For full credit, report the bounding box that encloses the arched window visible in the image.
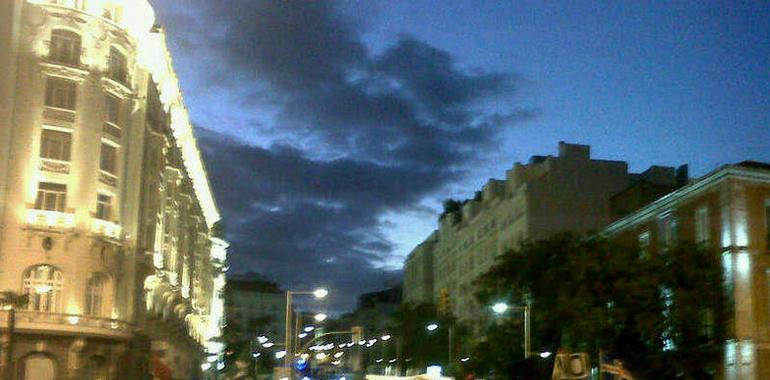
[23,265,63,313]
[49,30,81,65]
[85,273,111,317]
[20,353,57,380]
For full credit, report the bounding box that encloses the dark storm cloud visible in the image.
[156,0,533,310]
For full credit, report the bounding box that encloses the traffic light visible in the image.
[438,288,451,316]
[352,326,364,343]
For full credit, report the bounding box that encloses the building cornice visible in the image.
[602,165,770,235]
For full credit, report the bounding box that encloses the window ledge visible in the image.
[25,209,75,230]
[40,61,88,83]
[91,218,122,240]
[39,158,71,174]
[98,171,118,187]
[102,77,133,99]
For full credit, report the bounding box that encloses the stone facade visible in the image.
[225,275,287,345]
[403,142,674,321]
[603,162,770,380]
[0,1,227,379]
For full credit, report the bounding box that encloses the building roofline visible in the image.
[602,164,770,235]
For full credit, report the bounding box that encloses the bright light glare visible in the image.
[381,334,391,341]
[67,316,79,325]
[427,365,442,378]
[539,351,552,358]
[492,302,509,314]
[34,284,53,294]
[426,323,439,331]
[201,362,211,371]
[275,351,287,359]
[460,357,470,362]
[304,326,316,333]
[314,313,328,322]
[263,342,275,348]
[252,352,261,358]
[257,336,269,344]
[334,352,344,358]
[298,333,308,339]
[316,353,327,360]
[313,289,329,299]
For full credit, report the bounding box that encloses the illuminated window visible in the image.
[20,353,56,380]
[659,213,677,248]
[107,47,127,84]
[39,129,71,161]
[695,206,709,244]
[638,230,651,259]
[104,95,120,125]
[49,30,80,65]
[44,78,77,110]
[95,193,112,220]
[23,265,63,313]
[85,273,107,316]
[34,183,67,211]
[99,143,117,174]
[102,4,123,23]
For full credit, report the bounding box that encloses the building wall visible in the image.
[402,235,435,305]
[227,289,286,343]
[603,164,770,380]
[0,1,227,379]
[404,142,648,322]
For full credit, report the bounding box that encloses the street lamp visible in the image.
[426,323,439,332]
[491,302,531,359]
[314,313,328,322]
[285,289,330,372]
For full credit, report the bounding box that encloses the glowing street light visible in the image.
[314,313,328,322]
[263,342,275,348]
[257,336,269,344]
[426,323,439,332]
[275,351,287,359]
[492,302,509,314]
[304,326,316,333]
[540,351,552,359]
[460,357,471,363]
[298,332,308,339]
[381,334,391,341]
[313,289,329,299]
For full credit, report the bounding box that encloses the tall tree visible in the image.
[474,234,725,379]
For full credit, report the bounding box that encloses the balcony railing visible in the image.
[39,158,71,174]
[98,171,118,187]
[0,310,131,339]
[92,218,122,240]
[25,209,75,229]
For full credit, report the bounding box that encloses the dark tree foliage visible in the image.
[474,234,726,379]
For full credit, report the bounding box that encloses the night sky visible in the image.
[152,0,770,312]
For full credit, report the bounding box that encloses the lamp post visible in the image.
[284,289,328,373]
[425,322,454,367]
[491,302,531,359]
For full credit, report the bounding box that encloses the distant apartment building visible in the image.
[226,274,287,344]
[0,1,227,379]
[403,142,680,320]
[602,161,770,380]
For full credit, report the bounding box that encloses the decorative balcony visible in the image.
[91,218,122,240]
[42,107,76,123]
[103,122,122,140]
[0,310,131,339]
[25,209,75,230]
[99,171,118,187]
[39,158,71,174]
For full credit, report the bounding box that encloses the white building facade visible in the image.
[0,1,227,379]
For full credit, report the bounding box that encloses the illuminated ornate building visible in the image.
[0,1,227,379]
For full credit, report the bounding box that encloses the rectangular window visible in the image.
[104,95,120,125]
[45,78,77,110]
[108,47,127,84]
[95,194,112,220]
[659,214,677,248]
[35,182,67,211]
[695,206,709,244]
[99,143,117,174]
[638,230,651,259]
[39,129,71,161]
